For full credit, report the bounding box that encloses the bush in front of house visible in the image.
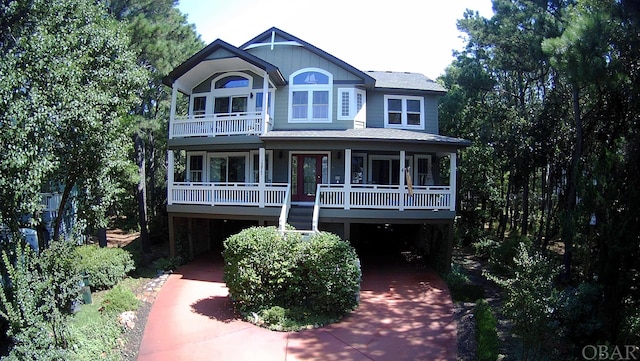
[75,245,135,290]
[222,226,361,331]
[0,240,82,360]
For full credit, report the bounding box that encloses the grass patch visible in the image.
[67,293,122,360]
[475,299,500,361]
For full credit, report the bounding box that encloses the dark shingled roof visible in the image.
[261,128,470,147]
[367,71,447,93]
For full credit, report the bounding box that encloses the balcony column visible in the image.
[167,150,174,205]
[259,147,266,208]
[169,82,178,139]
[261,71,269,135]
[399,150,405,211]
[344,148,351,210]
[449,152,457,211]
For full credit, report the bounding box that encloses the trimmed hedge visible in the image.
[75,245,135,290]
[222,227,361,322]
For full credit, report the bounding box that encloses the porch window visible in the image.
[254,92,273,113]
[191,96,207,117]
[415,155,434,186]
[289,68,332,122]
[187,154,204,182]
[251,151,272,183]
[209,155,247,182]
[384,95,424,129]
[214,96,248,114]
[369,156,413,185]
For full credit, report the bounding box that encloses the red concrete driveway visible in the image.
[137,254,457,361]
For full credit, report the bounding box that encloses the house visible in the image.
[162,27,470,271]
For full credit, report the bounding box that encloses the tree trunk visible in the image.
[53,179,75,242]
[521,174,530,235]
[563,85,583,280]
[135,132,150,254]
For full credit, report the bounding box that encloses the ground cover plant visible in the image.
[222,227,361,331]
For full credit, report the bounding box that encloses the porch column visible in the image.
[261,71,269,135]
[399,150,406,211]
[259,147,266,208]
[449,152,457,211]
[169,82,178,139]
[344,148,351,210]
[167,150,174,205]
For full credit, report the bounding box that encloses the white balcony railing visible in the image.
[168,182,288,207]
[169,112,267,139]
[318,184,453,211]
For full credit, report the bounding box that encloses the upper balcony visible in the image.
[169,112,269,139]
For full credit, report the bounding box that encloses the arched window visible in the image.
[212,73,252,115]
[289,68,332,122]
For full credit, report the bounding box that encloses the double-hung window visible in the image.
[383,95,424,129]
[289,68,332,122]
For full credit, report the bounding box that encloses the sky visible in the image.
[176,0,494,80]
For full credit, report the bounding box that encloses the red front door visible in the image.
[291,154,327,202]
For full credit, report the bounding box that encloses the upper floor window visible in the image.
[289,68,332,122]
[215,75,250,89]
[383,95,424,129]
[338,88,366,123]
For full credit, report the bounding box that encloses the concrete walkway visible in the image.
[137,254,457,361]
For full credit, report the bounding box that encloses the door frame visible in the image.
[288,151,331,204]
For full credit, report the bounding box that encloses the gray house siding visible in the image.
[248,46,365,131]
[366,91,440,134]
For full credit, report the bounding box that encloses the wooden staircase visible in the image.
[287,205,314,231]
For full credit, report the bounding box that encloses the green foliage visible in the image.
[99,284,139,314]
[67,301,122,361]
[557,282,603,347]
[297,232,362,314]
[0,241,82,359]
[223,227,361,331]
[474,299,499,361]
[442,263,484,302]
[488,243,561,360]
[75,245,135,290]
[0,0,146,235]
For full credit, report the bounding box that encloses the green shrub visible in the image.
[0,240,82,360]
[99,284,139,314]
[475,299,499,361]
[75,245,135,290]
[488,243,562,360]
[298,232,361,314]
[223,226,301,312]
[223,227,361,330]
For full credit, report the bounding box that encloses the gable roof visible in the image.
[367,71,447,93]
[241,27,377,89]
[162,39,286,92]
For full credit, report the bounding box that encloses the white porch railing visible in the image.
[318,184,453,211]
[168,182,288,207]
[169,112,267,139]
[278,184,291,232]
